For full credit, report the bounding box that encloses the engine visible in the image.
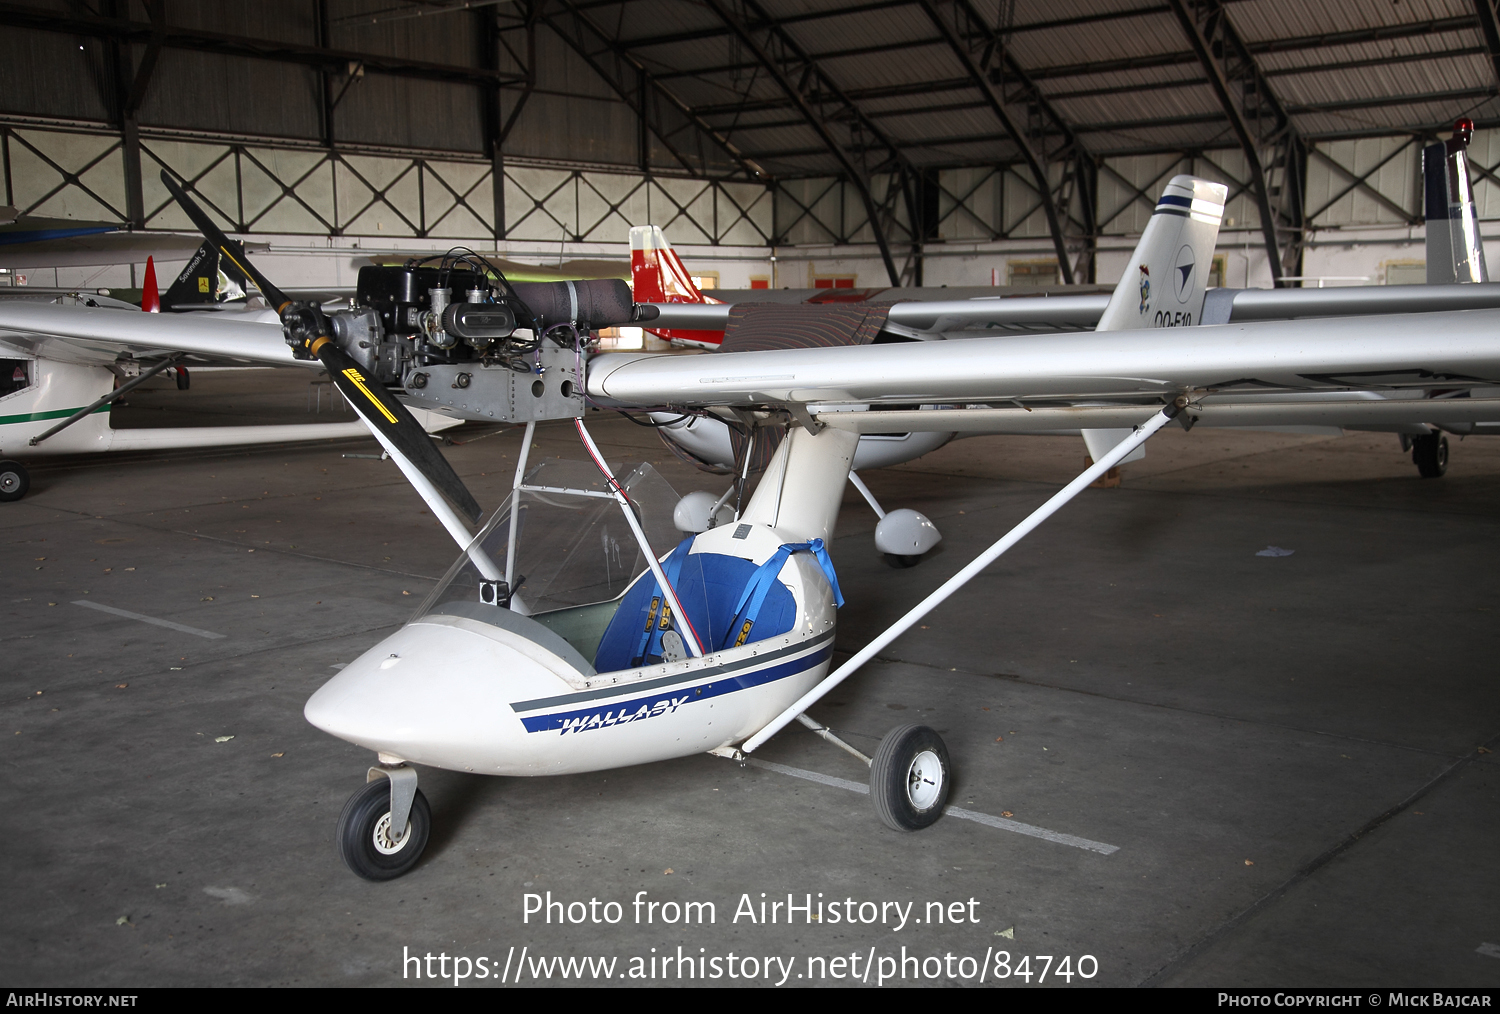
[299,254,657,424]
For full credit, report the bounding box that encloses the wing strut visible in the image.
[739,399,1186,756]
[574,417,706,658]
[28,354,183,446]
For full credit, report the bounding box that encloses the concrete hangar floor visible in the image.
[3,368,1498,988]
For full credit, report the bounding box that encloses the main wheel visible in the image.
[870,724,951,831]
[175,366,190,390]
[1412,433,1449,478]
[884,553,921,568]
[336,779,431,881]
[0,460,29,502]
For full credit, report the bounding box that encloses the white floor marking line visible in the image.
[746,758,1120,855]
[749,758,869,794]
[943,805,1120,855]
[72,600,227,640]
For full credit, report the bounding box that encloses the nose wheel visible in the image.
[870,724,951,831]
[337,772,431,880]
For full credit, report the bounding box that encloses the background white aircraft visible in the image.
[0,252,460,503]
[628,123,1500,564]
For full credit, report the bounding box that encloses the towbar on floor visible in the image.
[740,399,1184,754]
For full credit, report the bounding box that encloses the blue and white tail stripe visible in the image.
[1155,181,1226,226]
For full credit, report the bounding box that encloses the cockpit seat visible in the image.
[593,539,798,673]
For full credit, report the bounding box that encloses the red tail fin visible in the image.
[141,256,160,313]
[628,225,723,348]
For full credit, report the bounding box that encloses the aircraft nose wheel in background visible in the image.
[870,725,951,831]
[336,778,432,881]
[1412,433,1449,478]
[0,459,30,502]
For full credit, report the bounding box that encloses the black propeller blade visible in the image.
[160,170,482,524]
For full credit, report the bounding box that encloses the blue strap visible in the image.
[720,538,844,650]
[632,538,691,666]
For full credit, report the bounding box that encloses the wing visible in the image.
[646,283,1500,336]
[586,308,1500,426]
[0,299,298,367]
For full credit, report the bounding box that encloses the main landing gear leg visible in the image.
[732,399,1187,833]
[337,764,430,881]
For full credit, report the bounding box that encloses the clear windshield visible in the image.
[412,458,683,623]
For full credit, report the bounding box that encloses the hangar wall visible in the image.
[2,114,1483,295]
[0,0,1491,296]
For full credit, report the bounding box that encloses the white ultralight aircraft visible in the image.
[6,170,1500,882]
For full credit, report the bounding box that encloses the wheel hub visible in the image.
[0,471,19,494]
[905,749,943,810]
[372,811,411,854]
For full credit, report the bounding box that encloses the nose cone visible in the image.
[304,619,583,772]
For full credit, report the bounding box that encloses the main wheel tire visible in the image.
[175,366,190,390]
[336,779,431,881]
[870,724,951,831]
[1413,433,1449,478]
[884,553,921,568]
[0,460,30,502]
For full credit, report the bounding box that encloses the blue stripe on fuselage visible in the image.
[520,644,833,735]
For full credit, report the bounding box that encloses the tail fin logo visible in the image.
[1174,245,1195,303]
[1138,265,1150,315]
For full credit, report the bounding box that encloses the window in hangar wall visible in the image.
[1007,259,1058,287]
[813,276,857,289]
[1383,261,1426,285]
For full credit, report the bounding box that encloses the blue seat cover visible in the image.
[594,541,799,673]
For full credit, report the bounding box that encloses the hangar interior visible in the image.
[3,0,1499,990]
[6,0,1500,292]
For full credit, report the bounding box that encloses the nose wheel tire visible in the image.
[1412,433,1448,478]
[0,460,29,502]
[336,778,431,881]
[870,724,951,831]
[884,553,922,568]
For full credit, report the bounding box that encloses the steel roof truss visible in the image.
[700,0,907,283]
[544,0,766,181]
[1169,0,1303,284]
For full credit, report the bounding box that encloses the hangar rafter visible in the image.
[697,0,911,286]
[1169,0,1306,286]
[543,0,767,182]
[916,0,1088,284]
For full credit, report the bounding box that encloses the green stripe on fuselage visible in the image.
[0,405,112,426]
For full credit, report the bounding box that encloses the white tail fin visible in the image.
[1095,175,1228,333]
[630,225,706,303]
[1424,119,1489,285]
[1087,175,1227,468]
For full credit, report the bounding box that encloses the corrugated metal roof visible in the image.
[3,0,1495,180]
